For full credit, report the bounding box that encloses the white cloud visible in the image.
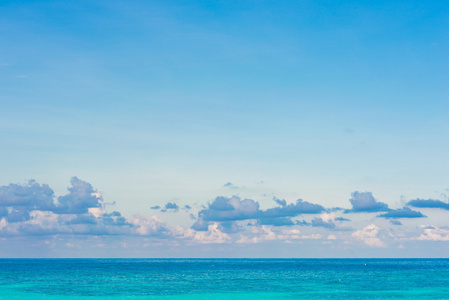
[236,225,277,244]
[417,225,449,241]
[0,218,7,231]
[236,226,321,244]
[130,215,170,236]
[278,229,302,240]
[300,234,322,240]
[182,223,230,244]
[320,212,336,222]
[88,206,106,218]
[352,224,385,247]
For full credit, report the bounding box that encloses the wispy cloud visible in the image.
[407,199,449,210]
[377,207,425,219]
[223,182,239,189]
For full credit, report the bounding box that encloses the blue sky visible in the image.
[0,0,448,257]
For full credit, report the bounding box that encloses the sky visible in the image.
[0,0,448,258]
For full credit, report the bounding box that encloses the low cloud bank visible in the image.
[1,178,447,250]
[192,196,325,231]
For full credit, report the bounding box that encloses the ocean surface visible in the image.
[0,259,448,299]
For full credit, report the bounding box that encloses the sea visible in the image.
[0,259,448,299]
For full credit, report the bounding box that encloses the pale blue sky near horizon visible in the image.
[0,0,448,257]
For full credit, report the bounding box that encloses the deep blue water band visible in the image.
[0,259,448,299]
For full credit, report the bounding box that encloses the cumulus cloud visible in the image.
[194,196,324,230]
[6,208,31,223]
[150,206,160,210]
[198,196,260,222]
[352,224,386,247]
[311,217,336,229]
[377,207,425,219]
[0,177,104,223]
[416,225,449,241]
[0,179,230,243]
[54,177,102,214]
[65,214,98,225]
[5,211,63,236]
[191,218,210,231]
[162,202,179,212]
[4,177,449,252]
[262,199,324,218]
[0,210,131,236]
[182,223,230,244]
[347,192,389,213]
[311,213,352,231]
[236,226,277,243]
[41,212,144,236]
[407,199,449,210]
[0,180,55,210]
[130,215,170,237]
[218,221,243,233]
[102,211,129,226]
[0,178,139,237]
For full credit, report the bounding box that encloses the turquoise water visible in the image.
[0,259,448,299]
